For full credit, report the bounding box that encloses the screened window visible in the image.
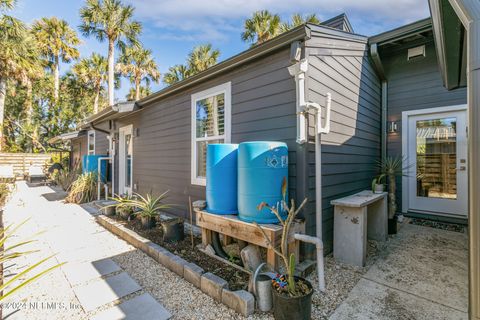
[191,82,231,186]
[87,130,95,155]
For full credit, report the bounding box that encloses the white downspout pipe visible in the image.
[289,59,331,292]
[97,157,111,200]
[294,233,325,292]
[288,59,331,241]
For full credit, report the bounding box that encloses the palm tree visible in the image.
[0,15,39,150]
[187,44,220,74]
[72,53,108,114]
[241,10,281,45]
[80,0,142,107]
[116,46,159,101]
[126,85,151,101]
[0,0,15,10]
[32,17,80,101]
[163,64,191,86]
[280,13,320,32]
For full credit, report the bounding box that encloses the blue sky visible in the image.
[12,0,431,100]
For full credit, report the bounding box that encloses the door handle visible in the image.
[456,166,466,171]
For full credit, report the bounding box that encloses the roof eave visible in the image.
[137,25,309,107]
[369,18,432,45]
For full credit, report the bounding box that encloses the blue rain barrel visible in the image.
[238,141,288,223]
[206,144,238,214]
[82,155,107,183]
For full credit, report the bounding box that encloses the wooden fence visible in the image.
[0,153,52,178]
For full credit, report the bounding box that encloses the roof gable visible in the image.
[321,13,354,33]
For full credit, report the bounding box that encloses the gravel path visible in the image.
[2,182,382,319]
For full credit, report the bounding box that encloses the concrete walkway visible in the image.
[2,182,171,320]
[330,223,468,320]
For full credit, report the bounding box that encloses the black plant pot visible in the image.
[388,216,398,234]
[271,277,313,320]
[162,219,184,242]
[141,216,156,229]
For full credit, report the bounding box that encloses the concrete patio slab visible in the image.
[91,293,171,320]
[73,272,142,312]
[62,258,122,286]
[330,278,467,320]
[330,223,468,319]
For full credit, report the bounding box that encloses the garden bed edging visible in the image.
[96,215,254,316]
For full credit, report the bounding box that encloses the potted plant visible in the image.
[371,175,385,194]
[254,178,313,320]
[376,156,411,234]
[122,191,173,230]
[109,194,135,220]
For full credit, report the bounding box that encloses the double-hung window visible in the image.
[87,130,95,155]
[191,82,231,186]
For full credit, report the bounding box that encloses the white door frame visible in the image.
[402,104,468,217]
[118,125,133,195]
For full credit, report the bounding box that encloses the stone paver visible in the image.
[73,272,142,312]
[62,258,122,286]
[91,293,172,320]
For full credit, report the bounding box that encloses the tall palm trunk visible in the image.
[26,80,33,125]
[134,77,140,101]
[54,55,59,101]
[25,80,34,152]
[93,84,100,114]
[107,39,115,107]
[0,78,6,152]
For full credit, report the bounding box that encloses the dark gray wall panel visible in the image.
[306,40,381,252]
[383,40,467,212]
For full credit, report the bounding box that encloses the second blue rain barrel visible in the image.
[238,141,288,223]
[206,144,238,214]
[82,154,107,183]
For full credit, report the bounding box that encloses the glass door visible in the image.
[406,110,467,216]
[119,125,133,195]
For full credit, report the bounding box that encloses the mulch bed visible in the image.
[111,215,250,290]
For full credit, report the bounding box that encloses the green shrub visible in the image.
[55,167,80,191]
[65,172,98,204]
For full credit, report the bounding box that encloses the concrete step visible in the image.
[73,272,141,312]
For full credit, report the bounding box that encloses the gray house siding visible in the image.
[112,47,306,219]
[382,39,467,212]
[71,136,87,169]
[95,131,109,155]
[305,33,382,252]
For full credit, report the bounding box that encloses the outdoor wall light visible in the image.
[388,121,398,133]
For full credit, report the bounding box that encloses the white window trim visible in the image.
[87,130,95,155]
[191,82,231,186]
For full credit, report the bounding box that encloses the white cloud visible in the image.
[126,0,430,41]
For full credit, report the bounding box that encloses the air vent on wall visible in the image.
[407,45,426,61]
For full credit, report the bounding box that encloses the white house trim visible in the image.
[401,104,468,214]
[191,82,231,186]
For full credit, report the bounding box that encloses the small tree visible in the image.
[254,177,308,296]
